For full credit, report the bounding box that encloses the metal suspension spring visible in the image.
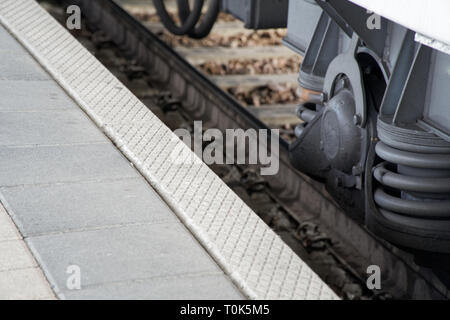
[373,140,450,229]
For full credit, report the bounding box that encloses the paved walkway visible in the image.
[0,23,243,300]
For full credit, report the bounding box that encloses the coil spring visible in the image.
[373,141,450,229]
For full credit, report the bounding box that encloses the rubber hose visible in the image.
[178,0,221,38]
[153,0,204,36]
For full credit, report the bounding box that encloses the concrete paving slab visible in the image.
[27,223,224,290]
[0,240,37,271]
[0,143,139,187]
[0,201,55,299]
[0,25,28,55]
[0,268,55,300]
[0,52,50,81]
[0,110,109,147]
[0,178,177,237]
[63,273,244,300]
[0,80,77,112]
[0,204,20,241]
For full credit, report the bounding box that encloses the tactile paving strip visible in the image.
[0,0,338,300]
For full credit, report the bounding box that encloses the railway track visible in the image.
[38,0,450,299]
[117,0,301,139]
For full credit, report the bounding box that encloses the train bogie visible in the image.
[153,0,450,278]
[286,1,450,261]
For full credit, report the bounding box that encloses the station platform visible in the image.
[0,0,338,300]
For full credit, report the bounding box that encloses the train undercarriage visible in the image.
[151,0,450,282]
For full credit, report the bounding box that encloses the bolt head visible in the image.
[353,114,362,126]
[352,165,363,176]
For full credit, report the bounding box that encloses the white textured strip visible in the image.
[0,0,338,300]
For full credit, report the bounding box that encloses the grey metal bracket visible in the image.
[323,34,367,128]
[299,12,341,92]
[315,0,388,58]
